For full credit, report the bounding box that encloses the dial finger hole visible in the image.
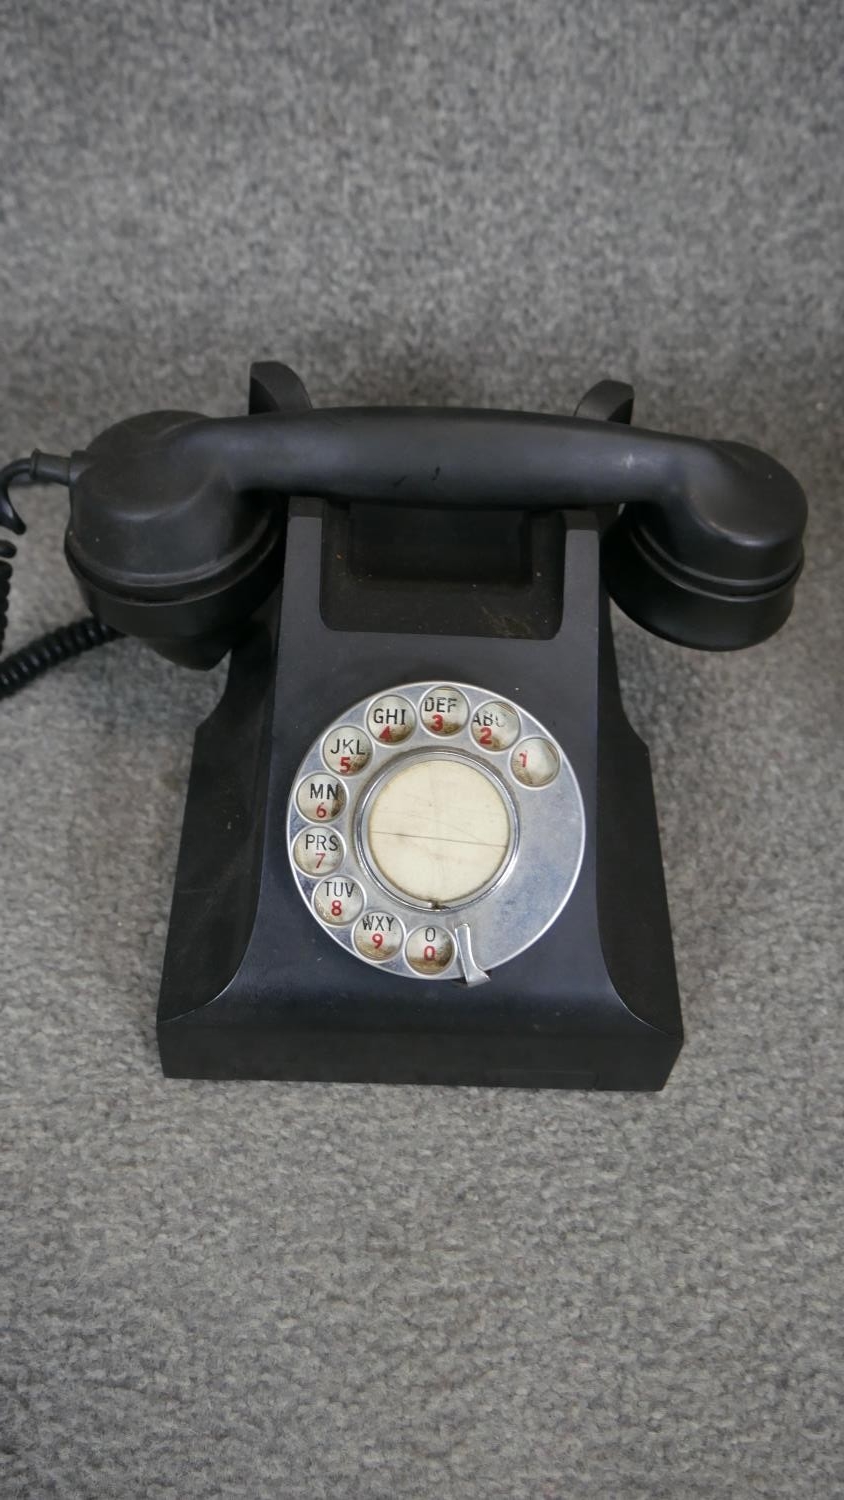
[353,912,404,961]
[406,924,455,975]
[471,700,521,750]
[313,877,364,926]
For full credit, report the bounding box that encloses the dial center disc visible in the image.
[363,754,514,905]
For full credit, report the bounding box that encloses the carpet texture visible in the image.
[1,2,842,1496]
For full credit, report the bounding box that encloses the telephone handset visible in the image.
[0,362,806,1088]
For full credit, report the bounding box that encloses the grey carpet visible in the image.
[2,2,842,1496]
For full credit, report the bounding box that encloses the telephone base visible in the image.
[156,527,683,1093]
[156,361,683,1091]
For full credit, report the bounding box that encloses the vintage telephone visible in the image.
[0,362,806,1089]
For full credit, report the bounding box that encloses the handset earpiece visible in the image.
[64,368,312,668]
[64,410,286,669]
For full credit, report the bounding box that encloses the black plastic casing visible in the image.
[156,370,683,1088]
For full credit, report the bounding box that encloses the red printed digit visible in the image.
[315,802,328,819]
[432,713,444,732]
[372,932,384,949]
[479,726,493,746]
[315,852,325,868]
[331,899,343,917]
[424,944,436,961]
[518,751,528,768]
[379,727,392,743]
[339,755,352,772]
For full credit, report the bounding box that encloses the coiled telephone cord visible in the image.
[0,455,120,702]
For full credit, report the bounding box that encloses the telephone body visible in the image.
[0,362,807,1089]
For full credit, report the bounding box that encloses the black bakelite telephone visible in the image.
[0,362,806,1089]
